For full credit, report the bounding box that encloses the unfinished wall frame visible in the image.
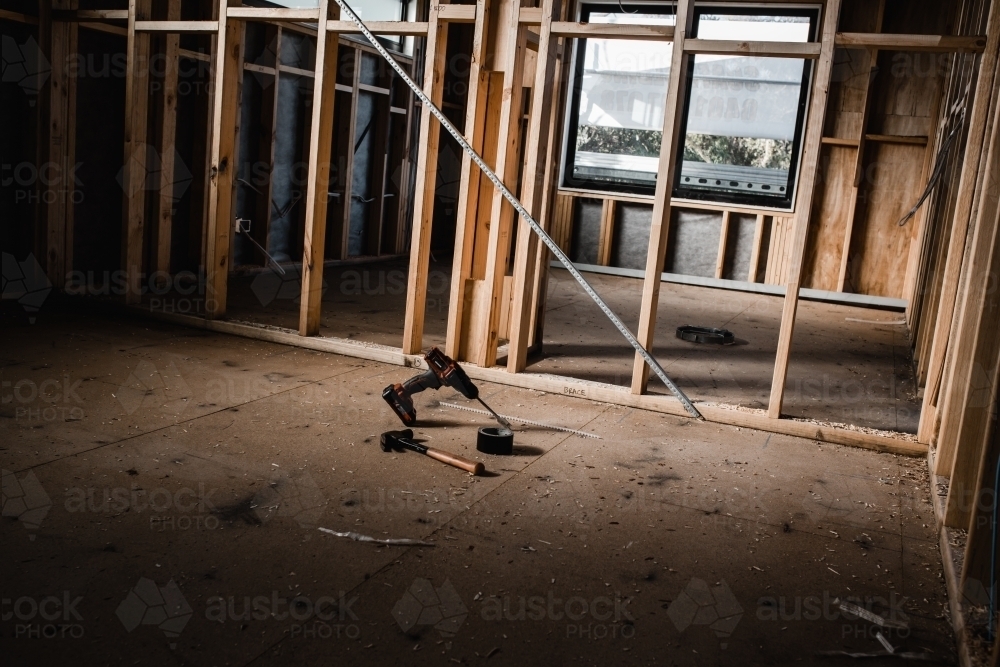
[26,0,998,458]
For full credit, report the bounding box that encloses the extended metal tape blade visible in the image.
[331,0,702,420]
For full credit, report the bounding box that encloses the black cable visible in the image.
[616,0,637,15]
[897,102,967,227]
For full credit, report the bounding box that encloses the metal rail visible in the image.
[332,0,702,419]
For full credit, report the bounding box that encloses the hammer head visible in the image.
[379,429,414,452]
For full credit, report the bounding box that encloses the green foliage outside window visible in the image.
[575,125,792,170]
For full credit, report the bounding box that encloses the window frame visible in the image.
[561,1,678,197]
[673,4,819,209]
[560,2,820,211]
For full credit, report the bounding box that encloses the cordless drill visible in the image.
[382,348,512,431]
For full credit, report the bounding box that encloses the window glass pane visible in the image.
[351,0,405,21]
[677,13,813,205]
[569,11,675,191]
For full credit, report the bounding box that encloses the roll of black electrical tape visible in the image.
[477,427,514,455]
[675,325,735,345]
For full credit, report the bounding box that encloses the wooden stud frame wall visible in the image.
[24,0,995,455]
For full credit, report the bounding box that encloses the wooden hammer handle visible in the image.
[424,447,485,475]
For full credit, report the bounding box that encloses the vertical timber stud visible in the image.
[837,0,884,293]
[918,0,1000,444]
[204,0,242,319]
[766,0,843,418]
[630,0,694,394]
[156,0,182,278]
[715,210,730,279]
[528,2,571,348]
[475,0,527,369]
[507,0,562,373]
[299,0,339,335]
[937,70,1000,483]
[446,0,492,359]
[402,0,450,354]
[123,0,152,304]
[35,0,51,268]
[47,0,78,288]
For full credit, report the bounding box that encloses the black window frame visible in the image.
[673,5,819,208]
[561,3,819,210]
[562,2,677,196]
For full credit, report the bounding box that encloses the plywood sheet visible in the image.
[803,145,855,291]
[849,143,925,297]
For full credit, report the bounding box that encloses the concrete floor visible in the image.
[224,258,920,433]
[2,303,952,666]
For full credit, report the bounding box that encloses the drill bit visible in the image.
[476,397,514,435]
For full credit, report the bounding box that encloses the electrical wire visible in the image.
[235,219,287,276]
[616,0,638,15]
[896,114,964,226]
[332,0,702,419]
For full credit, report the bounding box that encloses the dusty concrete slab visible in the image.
[2,307,950,666]
[218,259,919,433]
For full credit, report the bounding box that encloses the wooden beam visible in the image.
[365,95,391,257]
[179,47,211,61]
[518,7,542,25]
[298,0,339,336]
[835,32,986,53]
[401,1,449,353]
[943,125,1000,527]
[600,199,616,266]
[630,0,694,394]
[0,8,40,24]
[766,0,843,418]
[936,64,1000,478]
[747,213,765,282]
[336,49,361,259]
[437,4,476,22]
[122,0,152,304]
[204,0,242,318]
[78,22,127,36]
[715,210,730,279]
[921,0,1000,447]
[327,20,429,35]
[905,0,971,338]
[550,21,673,41]
[864,133,928,145]
[445,0,495,359]
[527,9,570,349]
[134,20,220,33]
[46,1,78,290]
[156,0,181,279]
[820,136,859,146]
[839,0,884,293]
[474,0,529,369]
[227,7,320,21]
[960,396,1000,615]
[684,38,821,58]
[901,62,947,319]
[257,27,281,266]
[55,9,127,20]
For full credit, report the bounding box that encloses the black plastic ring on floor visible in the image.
[676,325,735,345]
[477,427,514,455]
